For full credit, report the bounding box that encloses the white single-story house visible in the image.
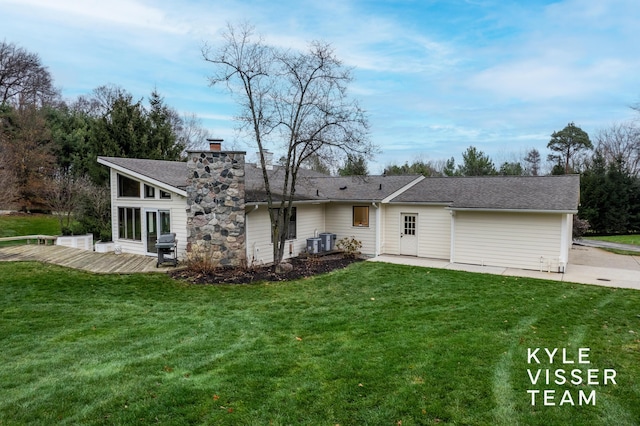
[97,146,579,272]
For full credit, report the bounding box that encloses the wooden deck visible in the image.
[0,245,169,274]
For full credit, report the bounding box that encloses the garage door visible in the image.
[452,211,563,271]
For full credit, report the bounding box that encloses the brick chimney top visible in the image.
[207,138,223,151]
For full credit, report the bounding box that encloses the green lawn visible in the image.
[0,214,60,246]
[1,261,639,425]
[587,235,640,246]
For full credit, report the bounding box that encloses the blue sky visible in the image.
[1,0,639,173]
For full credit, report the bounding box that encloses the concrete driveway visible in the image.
[564,245,640,290]
[370,244,640,291]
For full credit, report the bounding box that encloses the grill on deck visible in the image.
[156,233,177,267]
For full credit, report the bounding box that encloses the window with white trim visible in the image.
[118,207,141,240]
[270,207,297,241]
[353,206,369,227]
[144,184,155,198]
[118,174,140,198]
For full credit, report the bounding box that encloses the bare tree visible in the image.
[0,105,54,210]
[595,121,640,176]
[0,40,59,108]
[203,23,372,269]
[176,112,212,154]
[0,156,18,210]
[42,169,91,231]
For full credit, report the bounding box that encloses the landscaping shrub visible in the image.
[336,235,362,258]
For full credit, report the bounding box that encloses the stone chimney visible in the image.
[185,148,246,268]
[207,138,223,152]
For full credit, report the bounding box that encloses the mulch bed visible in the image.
[170,254,363,285]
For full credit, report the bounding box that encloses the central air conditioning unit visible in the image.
[306,237,321,254]
[319,233,337,252]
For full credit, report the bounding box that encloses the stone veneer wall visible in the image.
[186,150,246,267]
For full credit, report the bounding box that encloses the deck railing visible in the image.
[0,235,58,245]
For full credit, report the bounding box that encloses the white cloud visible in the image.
[0,0,189,33]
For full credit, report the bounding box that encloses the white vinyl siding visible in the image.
[382,205,450,259]
[246,203,325,265]
[109,169,188,258]
[325,203,376,256]
[452,211,563,271]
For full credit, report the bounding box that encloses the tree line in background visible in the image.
[0,40,210,239]
[2,39,639,239]
[377,119,640,235]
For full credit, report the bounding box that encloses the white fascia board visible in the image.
[97,158,187,197]
[247,200,330,207]
[381,175,425,203]
[446,207,578,214]
[388,201,452,206]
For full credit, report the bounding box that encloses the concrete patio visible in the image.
[369,245,640,291]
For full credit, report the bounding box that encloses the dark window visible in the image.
[144,185,155,198]
[353,206,369,227]
[118,207,141,240]
[403,214,416,236]
[118,174,140,198]
[270,207,297,241]
[160,190,171,199]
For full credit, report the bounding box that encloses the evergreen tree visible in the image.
[457,146,496,176]
[147,89,184,160]
[45,104,95,177]
[579,151,607,232]
[338,154,369,176]
[547,122,592,174]
[384,160,441,177]
[579,151,636,234]
[443,157,456,176]
[524,148,541,176]
[499,161,524,176]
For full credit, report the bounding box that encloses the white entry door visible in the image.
[400,213,418,256]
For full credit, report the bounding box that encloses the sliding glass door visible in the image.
[145,210,171,254]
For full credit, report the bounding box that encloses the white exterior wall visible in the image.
[324,203,377,256]
[109,169,188,258]
[452,211,564,271]
[382,204,451,259]
[245,203,325,266]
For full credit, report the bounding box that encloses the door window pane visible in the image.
[160,211,171,234]
[404,215,416,236]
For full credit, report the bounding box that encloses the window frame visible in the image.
[159,190,172,200]
[117,174,140,198]
[270,207,297,242]
[352,206,369,227]
[118,207,142,241]
[144,184,156,199]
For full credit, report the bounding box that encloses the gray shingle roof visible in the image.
[98,157,188,189]
[390,175,580,211]
[98,156,580,211]
[310,175,421,201]
[242,166,420,202]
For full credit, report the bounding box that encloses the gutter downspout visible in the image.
[372,202,381,256]
[449,210,456,263]
[559,213,570,273]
